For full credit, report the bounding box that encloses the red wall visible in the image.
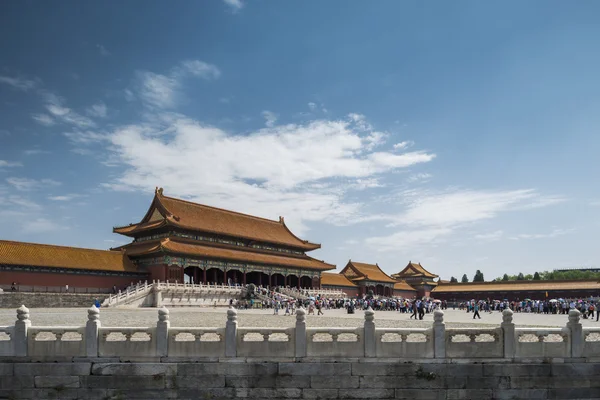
[0,270,147,289]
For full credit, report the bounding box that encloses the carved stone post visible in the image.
[364,307,376,357]
[156,307,170,357]
[14,305,31,357]
[567,309,583,358]
[501,308,515,358]
[152,285,162,308]
[86,305,100,357]
[225,306,238,357]
[295,307,307,358]
[433,309,445,358]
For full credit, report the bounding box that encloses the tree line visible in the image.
[448,269,600,283]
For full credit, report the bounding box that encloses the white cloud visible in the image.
[23,149,50,156]
[86,102,107,118]
[40,94,96,129]
[136,71,180,109]
[367,188,564,252]
[393,141,414,150]
[6,177,61,191]
[224,0,243,11]
[308,102,317,111]
[0,160,22,168]
[0,75,37,91]
[178,60,221,80]
[262,110,278,127]
[71,148,94,156]
[31,113,55,126]
[509,228,575,241]
[474,230,504,242]
[48,194,83,202]
[133,60,220,109]
[102,113,435,234]
[366,227,453,252]
[96,44,111,56]
[407,173,432,183]
[7,195,41,210]
[124,89,135,102]
[22,218,66,234]
[63,130,107,144]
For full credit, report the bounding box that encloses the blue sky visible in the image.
[1,1,599,280]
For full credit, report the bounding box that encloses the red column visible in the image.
[193,268,198,284]
[223,269,227,285]
[213,269,217,283]
[243,272,247,285]
[203,268,207,284]
[269,274,272,288]
[297,277,300,289]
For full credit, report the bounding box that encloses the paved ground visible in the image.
[0,307,596,328]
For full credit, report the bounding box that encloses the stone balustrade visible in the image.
[0,306,596,361]
[102,281,244,308]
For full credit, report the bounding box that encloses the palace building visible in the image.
[391,262,439,298]
[431,279,600,302]
[112,188,335,288]
[0,188,335,290]
[0,240,145,289]
[320,260,418,298]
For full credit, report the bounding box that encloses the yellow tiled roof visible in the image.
[392,262,438,279]
[321,272,357,287]
[115,189,321,250]
[432,280,600,293]
[0,240,138,273]
[393,281,417,291]
[347,261,397,283]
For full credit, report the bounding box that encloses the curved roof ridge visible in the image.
[279,216,321,248]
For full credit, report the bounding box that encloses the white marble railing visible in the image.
[101,281,245,308]
[1,306,596,360]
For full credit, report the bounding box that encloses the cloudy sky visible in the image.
[1,1,599,281]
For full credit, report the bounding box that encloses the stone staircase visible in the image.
[101,281,243,308]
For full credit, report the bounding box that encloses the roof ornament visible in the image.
[155,187,164,196]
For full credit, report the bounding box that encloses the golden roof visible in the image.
[321,272,357,287]
[0,240,138,273]
[114,188,320,250]
[124,238,334,271]
[392,262,439,279]
[393,281,417,292]
[343,261,397,283]
[432,280,600,293]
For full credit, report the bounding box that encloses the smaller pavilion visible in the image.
[339,260,397,297]
[391,261,438,298]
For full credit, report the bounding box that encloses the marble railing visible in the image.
[0,306,595,360]
[102,281,244,307]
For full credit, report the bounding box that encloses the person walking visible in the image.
[473,302,481,319]
[317,301,324,315]
[410,300,418,319]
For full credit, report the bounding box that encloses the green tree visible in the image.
[450,276,458,283]
[473,270,485,282]
[461,274,469,283]
[517,273,525,280]
[502,273,509,281]
[533,272,541,280]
